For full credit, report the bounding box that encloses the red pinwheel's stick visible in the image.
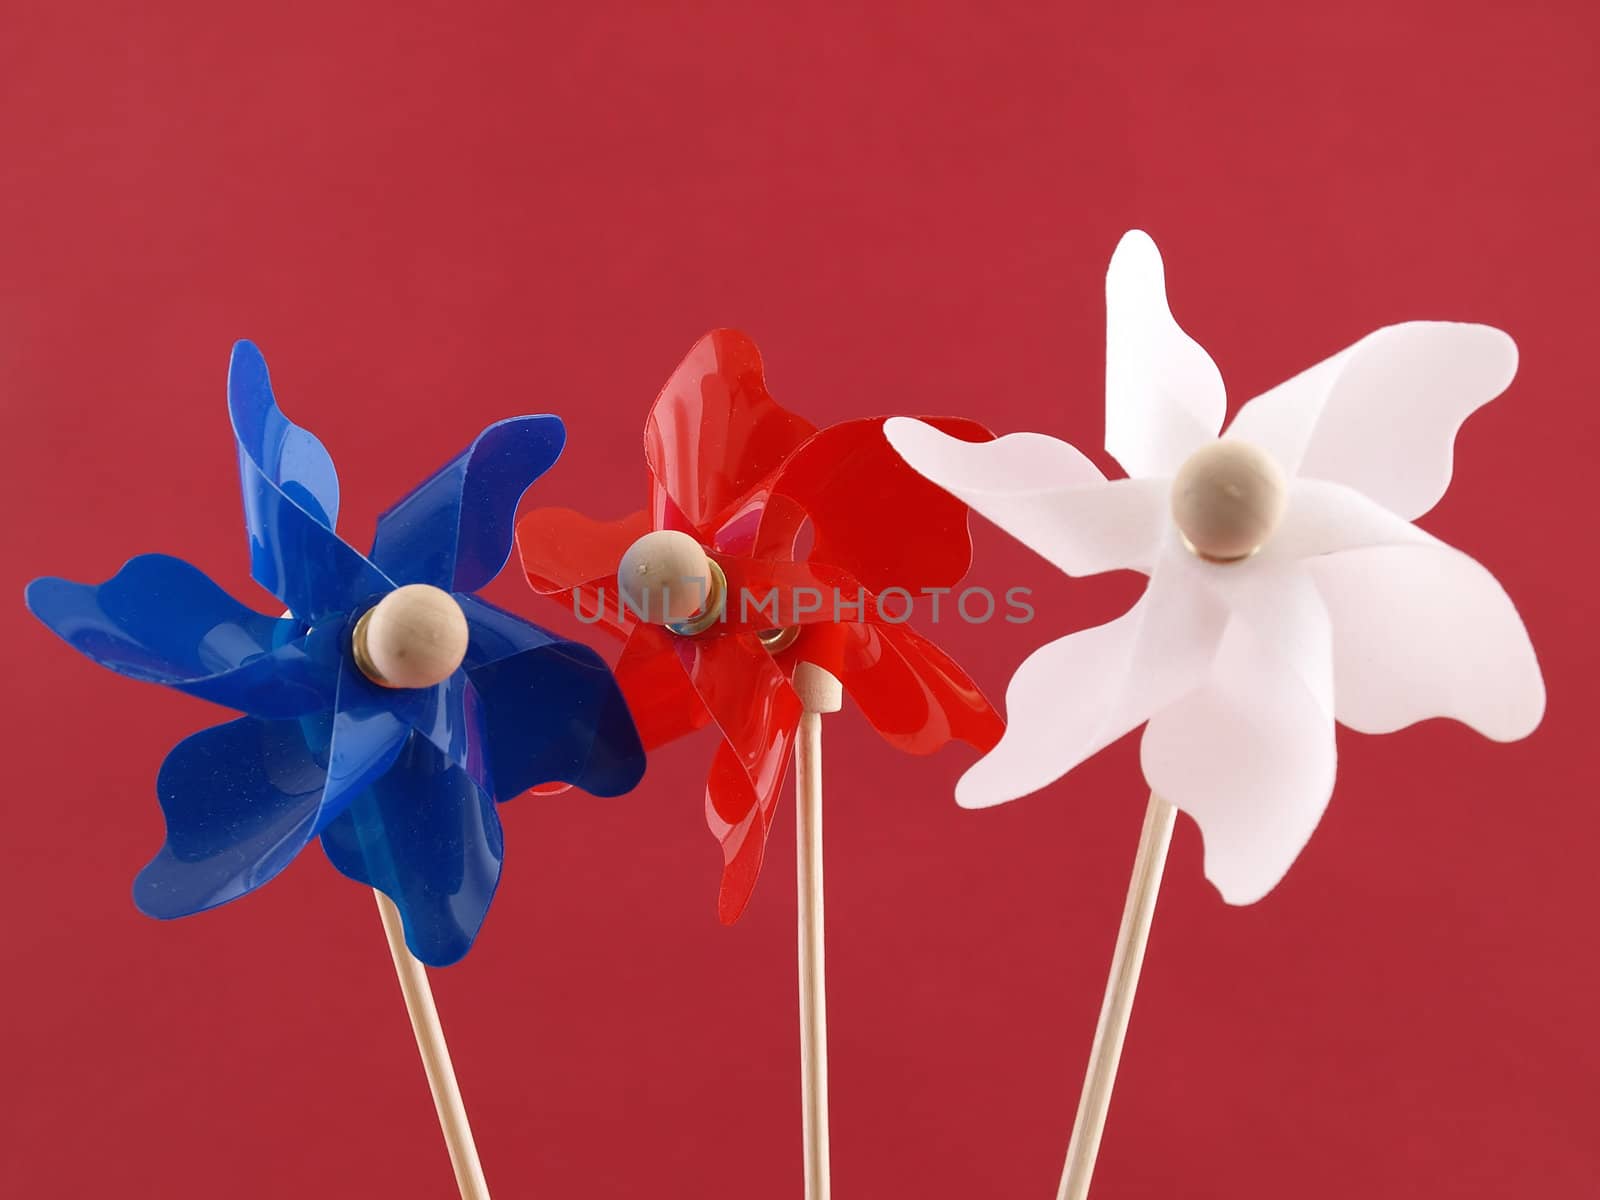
[793,663,842,1200]
[1056,794,1176,1200]
[374,891,492,1200]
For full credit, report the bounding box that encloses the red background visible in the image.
[3,3,1596,1196]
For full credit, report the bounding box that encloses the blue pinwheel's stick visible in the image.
[374,889,492,1200]
[340,588,494,1200]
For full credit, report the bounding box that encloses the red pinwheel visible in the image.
[517,329,1003,922]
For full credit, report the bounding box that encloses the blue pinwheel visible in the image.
[25,341,646,965]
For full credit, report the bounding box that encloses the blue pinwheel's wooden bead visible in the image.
[353,584,469,689]
[617,530,721,628]
[1171,440,1287,563]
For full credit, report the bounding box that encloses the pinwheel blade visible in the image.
[957,553,1227,809]
[516,507,651,597]
[758,415,993,594]
[320,733,504,967]
[820,621,1003,756]
[1225,322,1518,522]
[612,623,713,750]
[370,414,567,594]
[1310,541,1544,741]
[134,716,333,918]
[228,341,392,622]
[1105,230,1226,478]
[515,507,650,640]
[456,592,566,666]
[338,650,494,798]
[227,340,341,528]
[469,632,646,800]
[644,329,815,543]
[320,656,423,829]
[1142,609,1337,906]
[715,554,864,632]
[26,554,339,717]
[884,419,1169,577]
[673,631,803,922]
[705,738,771,925]
[461,593,649,795]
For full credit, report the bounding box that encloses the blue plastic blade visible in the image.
[457,593,564,667]
[467,623,647,800]
[457,594,645,796]
[320,733,504,967]
[228,341,392,621]
[25,555,340,718]
[134,716,332,918]
[368,415,566,593]
[336,649,494,798]
[227,341,341,528]
[317,655,414,833]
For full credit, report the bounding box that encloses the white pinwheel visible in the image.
[886,230,1545,905]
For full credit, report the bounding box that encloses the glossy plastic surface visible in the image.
[517,328,1003,922]
[23,554,338,719]
[459,595,648,800]
[790,620,1004,756]
[516,507,651,639]
[675,630,803,923]
[643,329,815,543]
[228,342,393,623]
[27,340,645,966]
[371,414,566,593]
[321,734,505,969]
[134,715,336,918]
[613,623,714,749]
[747,416,988,590]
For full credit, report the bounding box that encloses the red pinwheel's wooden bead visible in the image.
[618,530,721,626]
[1171,440,1287,562]
[353,584,469,689]
[793,662,842,714]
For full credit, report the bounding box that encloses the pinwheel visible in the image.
[26,341,645,1200]
[886,231,1545,1200]
[518,328,1003,1198]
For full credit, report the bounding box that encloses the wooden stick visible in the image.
[1056,793,1177,1200]
[793,663,842,1200]
[374,889,492,1200]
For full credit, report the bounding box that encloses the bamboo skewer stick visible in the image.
[793,663,842,1200]
[1056,793,1176,1200]
[374,889,492,1200]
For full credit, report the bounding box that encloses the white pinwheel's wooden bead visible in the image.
[618,530,723,629]
[1170,440,1287,562]
[353,584,470,689]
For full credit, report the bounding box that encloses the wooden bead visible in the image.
[793,661,843,714]
[353,584,469,689]
[617,530,718,624]
[1170,440,1287,562]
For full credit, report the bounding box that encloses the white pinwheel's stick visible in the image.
[1057,441,1286,1196]
[1056,793,1176,1200]
[793,662,842,1200]
[374,890,492,1200]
